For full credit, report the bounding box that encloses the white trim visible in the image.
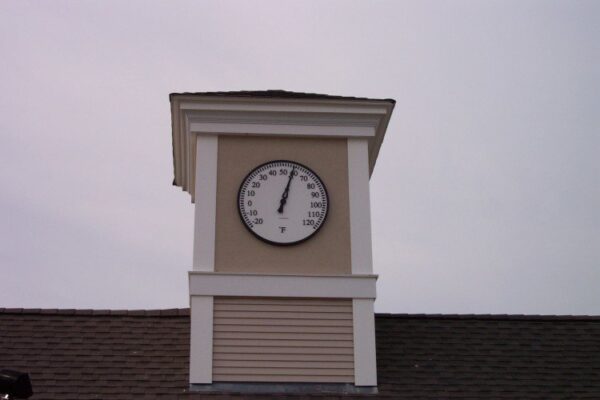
[189,296,213,384]
[183,114,191,195]
[180,100,389,115]
[348,138,373,274]
[192,135,218,271]
[189,272,377,299]
[189,121,375,137]
[352,298,377,386]
[185,108,381,125]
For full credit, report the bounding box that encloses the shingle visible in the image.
[1,309,599,399]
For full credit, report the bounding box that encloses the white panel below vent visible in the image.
[212,297,354,383]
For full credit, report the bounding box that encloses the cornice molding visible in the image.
[171,95,394,201]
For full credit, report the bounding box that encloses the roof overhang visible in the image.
[170,92,395,201]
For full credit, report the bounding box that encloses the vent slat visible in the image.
[214,324,351,334]
[214,318,353,327]
[213,352,354,362]
[214,311,352,320]
[214,360,354,369]
[213,367,354,376]
[214,304,352,313]
[213,375,353,383]
[216,297,351,306]
[215,332,353,341]
[214,339,353,348]
[213,346,354,355]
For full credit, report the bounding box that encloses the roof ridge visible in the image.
[375,312,600,321]
[0,308,190,316]
[2,308,598,320]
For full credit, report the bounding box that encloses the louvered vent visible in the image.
[212,297,354,383]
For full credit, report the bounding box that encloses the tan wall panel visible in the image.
[213,297,354,383]
[214,136,351,275]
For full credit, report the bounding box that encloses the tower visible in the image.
[170,90,395,393]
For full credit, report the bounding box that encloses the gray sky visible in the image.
[1,0,598,314]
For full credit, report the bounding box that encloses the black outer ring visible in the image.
[237,159,330,246]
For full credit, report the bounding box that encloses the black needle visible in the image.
[277,167,296,213]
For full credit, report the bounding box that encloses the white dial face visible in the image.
[238,160,329,245]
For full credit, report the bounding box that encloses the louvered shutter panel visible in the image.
[213,297,354,383]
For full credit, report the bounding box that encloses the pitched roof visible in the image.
[169,90,396,104]
[2,308,600,399]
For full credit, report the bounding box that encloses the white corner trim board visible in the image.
[193,135,218,271]
[347,138,373,275]
[353,298,377,386]
[189,273,377,299]
[190,296,214,384]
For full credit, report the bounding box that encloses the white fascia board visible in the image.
[189,122,375,137]
[181,102,385,114]
[178,98,388,115]
[170,96,394,201]
[187,108,378,139]
[189,272,377,299]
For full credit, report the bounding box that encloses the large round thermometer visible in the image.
[238,160,329,246]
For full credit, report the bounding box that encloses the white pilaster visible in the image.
[193,134,218,271]
[189,296,214,384]
[347,138,373,274]
[352,298,377,386]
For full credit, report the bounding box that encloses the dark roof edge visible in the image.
[0,308,190,317]
[169,90,396,104]
[376,313,600,321]
[1,308,599,320]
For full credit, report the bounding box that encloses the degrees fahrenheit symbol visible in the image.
[277,167,296,214]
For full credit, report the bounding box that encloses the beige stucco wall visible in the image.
[214,135,351,275]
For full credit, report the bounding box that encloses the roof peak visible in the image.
[169,89,395,103]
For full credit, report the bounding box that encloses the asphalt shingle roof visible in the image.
[1,308,599,399]
[169,90,395,104]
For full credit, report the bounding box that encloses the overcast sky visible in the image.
[1,1,598,314]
